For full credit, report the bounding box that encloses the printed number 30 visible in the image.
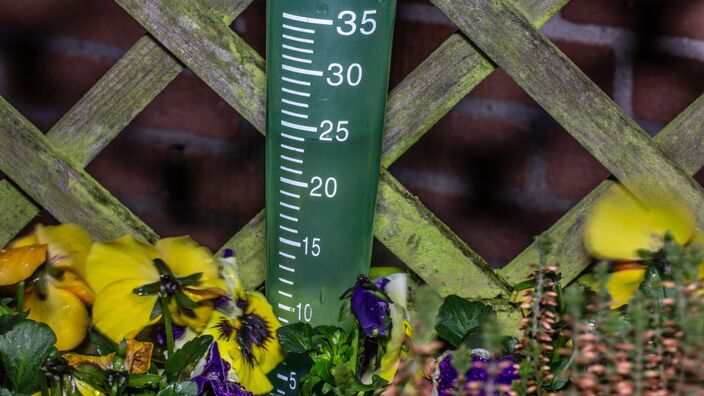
[337,10,377,36]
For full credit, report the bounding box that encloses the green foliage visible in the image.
[164,335,213,381]
[276,323,388,395]
[155,381,198,396]
[0,319,57,394]
[435,295,493,348]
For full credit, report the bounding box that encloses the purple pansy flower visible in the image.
[193,342,253,396]
[351,276,390,337]
[156,324,186,346]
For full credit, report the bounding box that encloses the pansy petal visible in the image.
[53,270,94,305]
[86,236,160,295]
[0,244,46,286]
[228,354,274,395]
[607,268,646,308]
[243,292,283,373]
[25,281,89,350]
[10,233,39,248]
[382,273,409,310]
[36,224,92,277]
[75,379,105,396]
[92,278,160,343]
[170,300,214,333]
[585,183,694,260]
[156,237,228,293]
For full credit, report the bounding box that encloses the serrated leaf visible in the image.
[277,323,313,354]
[435,295,494,348]
[164,335,213,380]
[639,266,664,308]
[0,320,56,393]
[156,381,198,396]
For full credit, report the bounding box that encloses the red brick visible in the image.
[633,55,704,124]
[134,73,244,140]
[392,114,531,190]
[545,127,610,199]
[0,0,145,49]
[3,51,113,115]
[86,131,265,216]
[388,11,455,90]
[399,186,564,264]
[563,0,704,40]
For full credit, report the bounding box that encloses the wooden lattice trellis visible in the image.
[2,0,704,327]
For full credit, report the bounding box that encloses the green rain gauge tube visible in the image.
[265,0,397,394]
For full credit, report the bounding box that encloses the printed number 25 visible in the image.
[337,10,377,36]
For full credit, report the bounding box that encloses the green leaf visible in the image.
[88,327,116,355]
[0,320,57,393]
[156,381,198,396]
[277,323,313,354]
[0,313,25,335]
[435,295,494,348]
[639,266,664,308]
[174,289,198,310]
[164,335,213,380]
[177,272,203,287]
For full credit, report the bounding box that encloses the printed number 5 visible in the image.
[289,372,297,390]
[360,10,377,35]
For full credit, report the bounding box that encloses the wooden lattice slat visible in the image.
[500,94,704,285]
[1,0,703,327]
[0,98,157,241]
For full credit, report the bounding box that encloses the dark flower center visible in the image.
[236,313,272,365]
[215,319,236,341]
[159,273,179,296]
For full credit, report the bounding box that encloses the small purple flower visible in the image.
[350,276,390,337]
[193,343,253,396]
[156,324,186,346]
[465,351,520,394]
[436,354,459,396]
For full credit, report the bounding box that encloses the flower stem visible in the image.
[16,280,24,313]
[160,295,174,355]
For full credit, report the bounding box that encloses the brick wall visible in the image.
[1,0,703,268]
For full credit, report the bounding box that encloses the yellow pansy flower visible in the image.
[3,224,93,350]
[584,182,700,308]
[86,235,228,344]
[202,288,283,394]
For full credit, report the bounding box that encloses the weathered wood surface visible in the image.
[115,0,267,131]
[0,98,158,242]
[375,169,511,298]
[0,0,252,247]
[499,94,704,285]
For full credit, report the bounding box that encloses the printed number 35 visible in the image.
[337,10,377,36]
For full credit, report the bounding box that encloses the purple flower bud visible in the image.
[223,249,234,259]
[350,278,390,337]
[156,324,186,346]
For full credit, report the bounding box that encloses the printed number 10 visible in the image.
[296,303,312,322]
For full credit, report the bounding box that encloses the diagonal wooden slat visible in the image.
[0,97,158,242]
[115,0,569,294]
[499,94,704,285]
[114,0,266,131]
[0,0,253,246]
[433,0,704,236]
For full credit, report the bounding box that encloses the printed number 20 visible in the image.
[337,10,377,36]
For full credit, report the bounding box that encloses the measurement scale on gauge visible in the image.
[264,1,397,394]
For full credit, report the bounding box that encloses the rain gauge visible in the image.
[264,0,397,393]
